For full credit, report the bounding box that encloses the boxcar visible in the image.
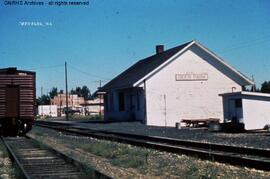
[0,67,36,135]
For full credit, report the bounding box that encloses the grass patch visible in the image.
[81,140,150,169]
[29,127,270,179]
[111,148,149,169]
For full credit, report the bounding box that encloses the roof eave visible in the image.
[133,41,195,87]
[193,41,254,86]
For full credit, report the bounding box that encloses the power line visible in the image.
[69,65,111,80]
[26,64,63,70]
[225,35,270,48]
[218,35,270,53]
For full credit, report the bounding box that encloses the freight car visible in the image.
[0,67,36,135]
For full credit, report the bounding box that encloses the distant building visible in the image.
[99,40,254,127]
[51,93,85,116]
[83,97,104,116]
[38,105,57,117]
[51,93,85,107]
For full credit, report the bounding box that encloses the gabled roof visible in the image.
[99,40,254,92]
[100,41,192,91]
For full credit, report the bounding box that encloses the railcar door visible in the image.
[6,86,19,118]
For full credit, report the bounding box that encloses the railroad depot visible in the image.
[99,40,256,127]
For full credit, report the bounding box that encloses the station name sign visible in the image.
[175,73,208,81]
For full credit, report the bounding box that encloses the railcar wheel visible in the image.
[18,122,32,136]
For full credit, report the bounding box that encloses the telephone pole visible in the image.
[65,61,69,121]
[99,80,102,117]
[94,80,106,118]
[41,87,43,116]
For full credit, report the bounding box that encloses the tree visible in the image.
[81,85,91,100]
[37,94,50,105]
[49,87,58,99]
[70,88,76,95]
[70,86,91,100]
[75,87,82,97]
[261,81,270,93]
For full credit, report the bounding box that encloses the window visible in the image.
[118,92,125,111]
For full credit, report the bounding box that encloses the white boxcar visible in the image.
[220,91,270,130]
[38,105,57,117]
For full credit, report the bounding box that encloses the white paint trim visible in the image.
[133,40,254,87]
[133,41,195,87]
[220,91,270,98]
[194,41,254,85]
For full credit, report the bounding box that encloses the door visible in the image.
[234,98,243,123]
[228,99,236,121]
[228,98,243,123]
[6,86,19,118]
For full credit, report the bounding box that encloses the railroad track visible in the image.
[1,135,110,179]
[35,120,270,171]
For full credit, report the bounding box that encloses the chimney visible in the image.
[156,45,164,54]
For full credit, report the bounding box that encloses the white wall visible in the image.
[243,96,270,130]
[38,105,57,117]
[144,45,242,127]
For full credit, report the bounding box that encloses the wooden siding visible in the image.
[0,73,35,119]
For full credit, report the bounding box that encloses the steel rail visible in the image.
[25,135,112,179]
[1,136,31,179]
[35,121,270,171]
[1,135,111,179]
[35,120,270,158]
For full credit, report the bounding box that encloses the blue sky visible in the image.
[1,0,270,96]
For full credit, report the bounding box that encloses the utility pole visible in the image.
[65,61,69,121]
[94,80,106,119]
[164,94,167,128]
[41,87,43,116]
[251,75,256,92]
[99,80,102,118]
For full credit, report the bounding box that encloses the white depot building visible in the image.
[99,40,254,127]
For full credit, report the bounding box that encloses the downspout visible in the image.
[143,80,147,125]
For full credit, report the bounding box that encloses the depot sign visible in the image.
[175,73,208,81]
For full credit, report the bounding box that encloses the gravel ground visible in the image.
[29,126,270,179]
[0,140,16,179]
[64,121,270,149]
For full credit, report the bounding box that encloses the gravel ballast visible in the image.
[65,121,270,149]
[29,125,270,178]
[0,139,16,179]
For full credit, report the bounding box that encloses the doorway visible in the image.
[6,86,20,118]
[228,98,243,123]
